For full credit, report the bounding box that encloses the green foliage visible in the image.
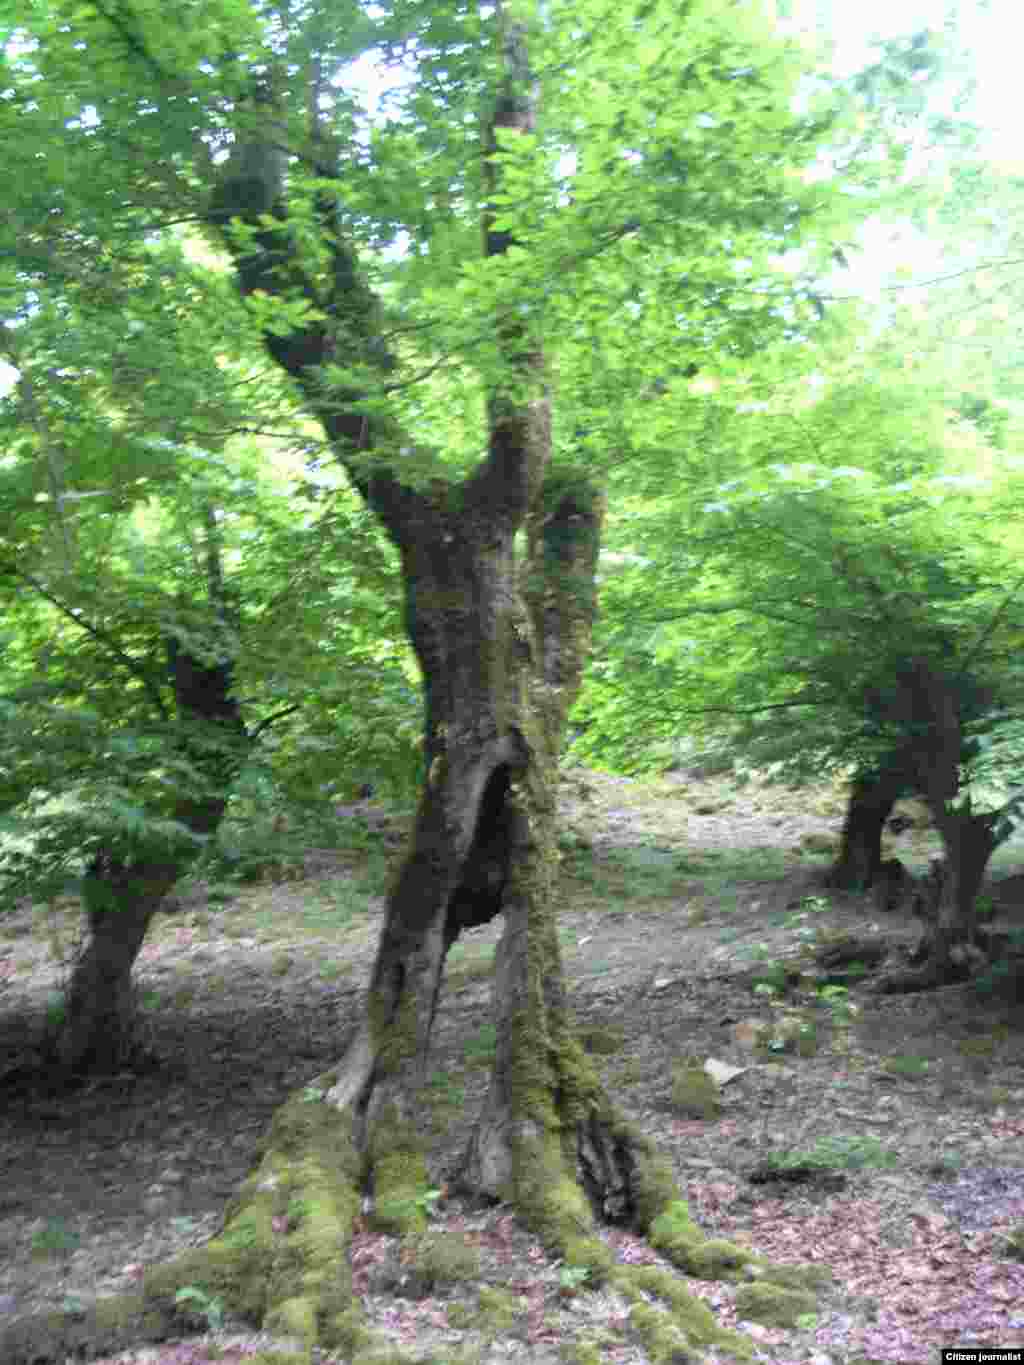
[30,1217,80,1261]
[595,445,1001,739]
[0,0,939,912]
[767,1134,899,1173]
[563,127,1024,785]
[175,1285,226,1332]
[396,1232,481,1296]
[0,422,419,914]
[669,1063,721,1120]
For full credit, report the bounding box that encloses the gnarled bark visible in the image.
[322,467,652,1246]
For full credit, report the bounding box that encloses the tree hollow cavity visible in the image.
[445,763,514,947]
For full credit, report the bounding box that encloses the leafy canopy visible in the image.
[0,0,947,894]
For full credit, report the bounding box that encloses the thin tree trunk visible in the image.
[826,766,904,891]
[53,593,248,1074]
[58,856,183,1072]
[875,662,1000,991]
[923,806,999,973]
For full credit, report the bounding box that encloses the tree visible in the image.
[575,382,1024,985]
[0,479,261,1071]
[0,0,903,1353]
[0,309,417,1076]
[0,415,422,1072]
[0,7,428,1072]
[197,0,847,1260]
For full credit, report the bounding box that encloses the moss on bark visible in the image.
[734,1280,819,1327]
[616,1263,753,1361]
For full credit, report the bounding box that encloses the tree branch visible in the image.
[964,568,1024,671]
[250,703,302,740]
[0,563,170,720]
[674,697,828,715]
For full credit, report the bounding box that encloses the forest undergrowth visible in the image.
[1,767,1023,1365]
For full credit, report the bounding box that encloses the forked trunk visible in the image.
[323,474,655,1235]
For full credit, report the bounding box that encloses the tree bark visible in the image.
[322,460,637,1239]
[907,663,990,976]
[825,765,905,892]
[873,662,1002,990]
[58,855,183,1073]
[921,805,999,969]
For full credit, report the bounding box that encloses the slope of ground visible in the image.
[1,769,1023,1364]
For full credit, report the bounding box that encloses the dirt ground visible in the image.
[2,768,1024,1364]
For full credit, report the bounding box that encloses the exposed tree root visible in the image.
[872,947,981,995]
[0,1064,837,1365]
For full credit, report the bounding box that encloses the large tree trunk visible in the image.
[323,467,653,1242]
[207,0,661,1247]
[825,765,905,892]
[52,595,249,1075]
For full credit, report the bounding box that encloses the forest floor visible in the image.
[1,766,1024,1365]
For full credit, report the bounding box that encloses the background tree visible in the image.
[574,365,1024,982]
[0,426,419,1069]
[0,165,417,1072]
